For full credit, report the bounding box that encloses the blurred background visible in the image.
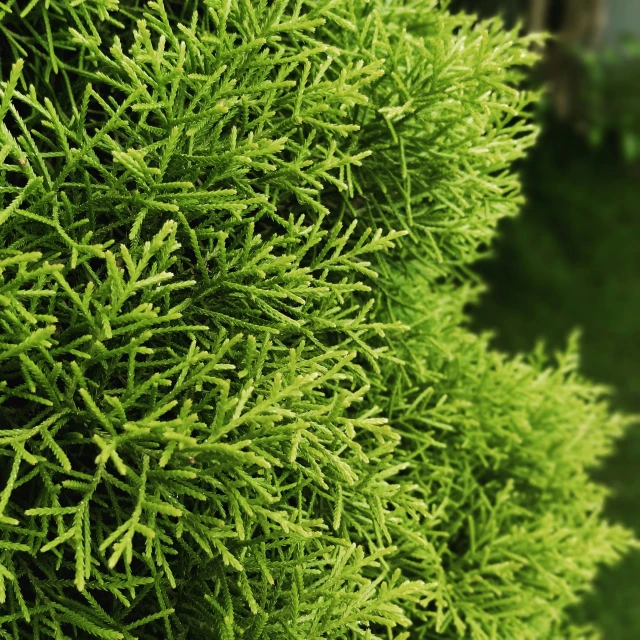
[451,0,640,637]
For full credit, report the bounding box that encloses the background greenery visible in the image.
[470,60,640,640]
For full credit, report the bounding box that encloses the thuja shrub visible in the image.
[0,1,633,638]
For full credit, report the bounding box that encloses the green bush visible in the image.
[0,1,633,638]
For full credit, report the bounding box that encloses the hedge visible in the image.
[0,1,633,638]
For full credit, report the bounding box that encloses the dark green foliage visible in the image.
[0,2,633,638]
[577,37,640,161]
[472,120,640,640]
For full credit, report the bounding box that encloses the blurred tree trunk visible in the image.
[532,0,608,119]
[559,0,607,47]
[528,0,548,34]
[527,0,607,41]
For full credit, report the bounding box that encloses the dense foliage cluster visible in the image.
[0,1,633,638]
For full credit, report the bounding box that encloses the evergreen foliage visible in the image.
[0,1,633,638]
